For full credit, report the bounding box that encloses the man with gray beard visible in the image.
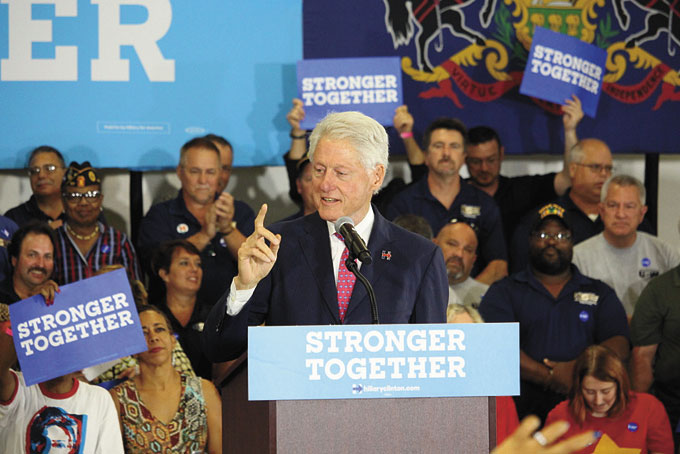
[479,203,630,423]
[433,220,488,307]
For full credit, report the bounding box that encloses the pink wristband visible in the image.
[400,131,413,139]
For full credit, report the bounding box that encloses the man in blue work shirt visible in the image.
[479,203,630,423]
[386,118,507,285]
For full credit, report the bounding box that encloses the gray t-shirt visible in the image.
[573,232,680,315]
[448,277,489,307]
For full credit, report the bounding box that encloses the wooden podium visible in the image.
[217,353,496,453]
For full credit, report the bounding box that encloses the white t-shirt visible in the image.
[0,371,124,454]
[573,232,680,315]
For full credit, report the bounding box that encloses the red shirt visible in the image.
[546,392,674,454]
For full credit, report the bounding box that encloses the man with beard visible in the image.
[479,203,630,423]
[386,118,507,285]
[434,220,488,307]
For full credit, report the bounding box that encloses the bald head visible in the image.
[568,138,613,205]
[434,222,478,285]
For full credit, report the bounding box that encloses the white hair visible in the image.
[308,111,389,173]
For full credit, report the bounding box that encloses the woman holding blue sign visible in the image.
[545,345,673,453]
[110,305,222,454]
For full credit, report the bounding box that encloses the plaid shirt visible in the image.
[54,222,141,285]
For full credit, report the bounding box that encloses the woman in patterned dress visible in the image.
[110,305,222,453]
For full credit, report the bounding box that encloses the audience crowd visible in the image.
[1,97,678,453]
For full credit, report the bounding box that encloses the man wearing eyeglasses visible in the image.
[5,146,67,229]
[479,203,630,423]
[508,138,654,273]
[573,175,680,317]
[52,162,141,285]
[137,137,255,306]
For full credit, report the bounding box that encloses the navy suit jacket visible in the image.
[202,208,448,362]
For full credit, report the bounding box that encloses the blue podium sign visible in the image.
[248,323,518,401]
[9,269,147,386]
[520,27,607,118]
[297,56,403,129]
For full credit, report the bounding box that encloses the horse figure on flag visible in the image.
[612,0,680,55]
[382,0,496,71]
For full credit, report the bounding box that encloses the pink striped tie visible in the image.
[335,233,356,322]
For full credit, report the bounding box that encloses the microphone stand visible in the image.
[345,254,379,324]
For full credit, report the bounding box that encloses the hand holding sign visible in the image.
[33,280,60,306]
[562,95,584,132]
[286,98,306,136]
[235,204,281,290]
[393,105,414,134]
[9,269,146,386]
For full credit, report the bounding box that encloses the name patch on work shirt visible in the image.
[460,205,481,218]
[574,292,599,305]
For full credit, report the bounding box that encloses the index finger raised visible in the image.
[254,203,269,229]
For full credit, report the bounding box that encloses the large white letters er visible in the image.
[0,0,78,81]
[91,0,174,82]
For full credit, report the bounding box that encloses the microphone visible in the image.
[334,217,372,265]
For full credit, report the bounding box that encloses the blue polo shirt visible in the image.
[479,265,629,362]
[138,190,255,306]
[385,176,507,275]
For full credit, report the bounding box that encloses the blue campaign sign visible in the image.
[0,1,301,169]
[248,323,519,401]
[520,27,607,118]
[9,269,147,386]
[297,57,403,129]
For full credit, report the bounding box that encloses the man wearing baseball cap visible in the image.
[479,203,630,423]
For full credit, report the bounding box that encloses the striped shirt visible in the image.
[54,222,141,284]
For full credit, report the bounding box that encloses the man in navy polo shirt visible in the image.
[479,203,629,423]
[386,118,507,284]
[138,137,255,305]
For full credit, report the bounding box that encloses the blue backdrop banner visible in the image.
[0,0,302,169]
[9,269,147,386]
[248,323,519,401]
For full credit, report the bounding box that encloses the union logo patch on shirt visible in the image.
[460,204,481,218]
[639,269,659,279]
[574,292,599,305]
